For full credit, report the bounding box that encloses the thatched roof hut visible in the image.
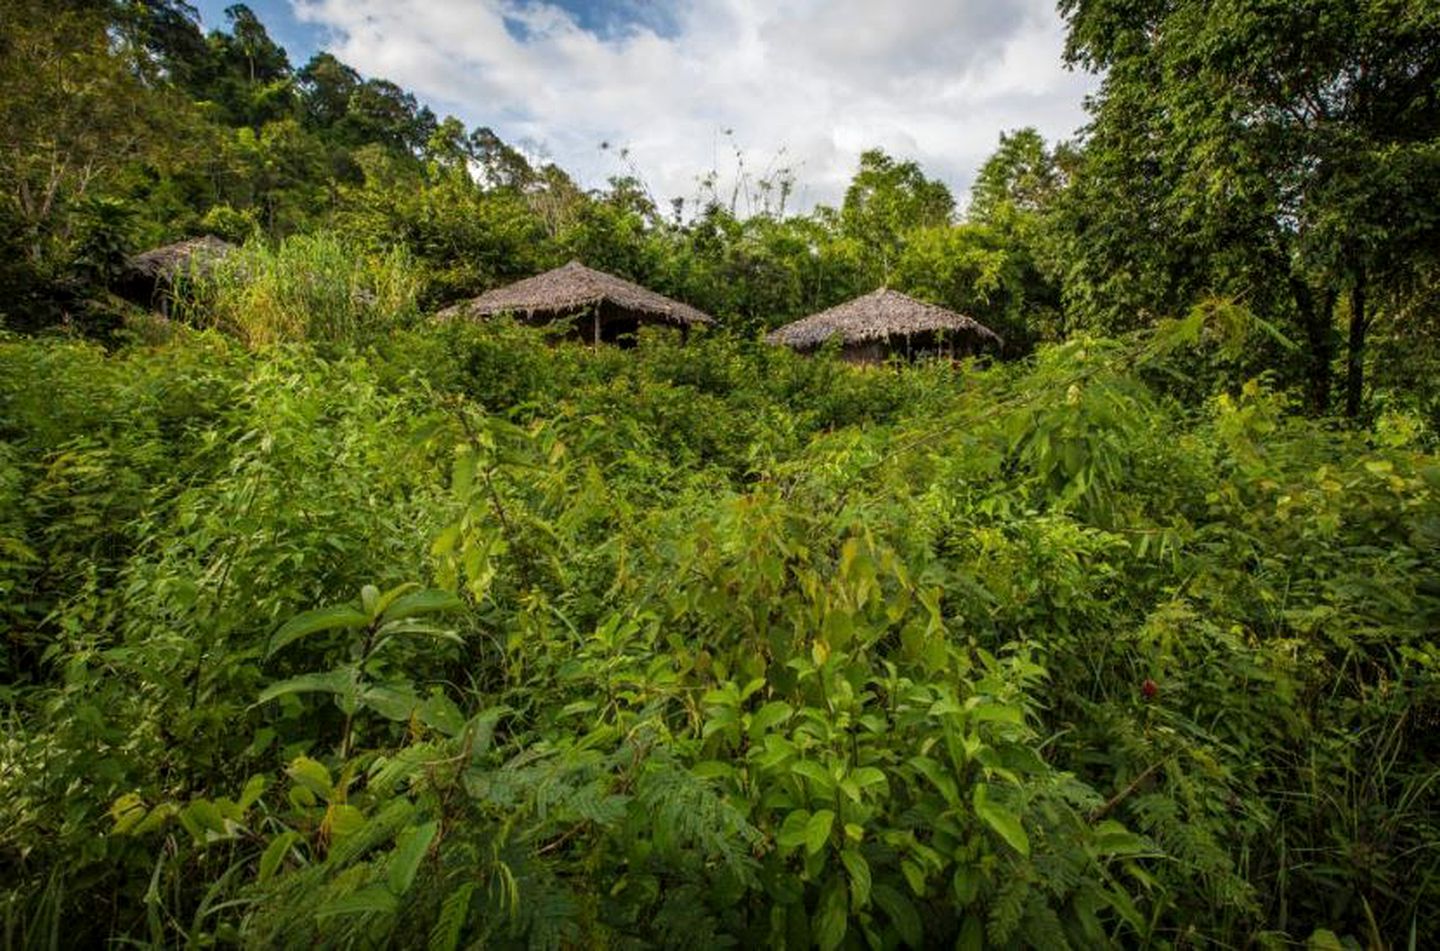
[115,236,235,312]
[765,288,1001,364]
[438,260,714,345]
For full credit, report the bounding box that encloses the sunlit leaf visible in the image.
[388,821,438,895]
[267,605,368,657]
[973,784,1029,856]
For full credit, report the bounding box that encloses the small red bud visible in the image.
[1141,678,1159,700]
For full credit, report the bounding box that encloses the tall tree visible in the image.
[0,0,178,320]
[218,3,289,85]
[343,79,435,155]
[297,52,361,130]
[839,149,954,281]
[1059,0,1440,414]
[965,129,1075,345]
[969,127,1074,225]
[110,0,210,86]
[192,3,294,127]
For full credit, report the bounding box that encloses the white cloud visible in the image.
[294,0,1096,211]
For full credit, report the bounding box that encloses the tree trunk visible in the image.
[1345,271,1368,419]
[1292,277,1336,415]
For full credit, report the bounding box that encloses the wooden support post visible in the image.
[593,310,600,349]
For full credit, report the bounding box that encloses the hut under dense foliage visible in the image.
[438,261,715,345]
[765,288,1002,364]
[115,236,235,314]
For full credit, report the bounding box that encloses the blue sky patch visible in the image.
[195,1,680,63]
[544,0,682,40]
[193,0,327,63]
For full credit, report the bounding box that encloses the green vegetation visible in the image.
[177,233,421,347]
[1,314,1437,947]
[2,0,1439,948]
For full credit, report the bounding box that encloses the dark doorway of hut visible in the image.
[906,330,965,363]
[590,304,642,349]
[574,303,655,349]
[869,330,969,368]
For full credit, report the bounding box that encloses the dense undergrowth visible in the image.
[1,312,1438,949]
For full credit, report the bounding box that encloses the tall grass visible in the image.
[177,232,420,347]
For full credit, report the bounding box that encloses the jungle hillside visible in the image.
[2,1,1440,948]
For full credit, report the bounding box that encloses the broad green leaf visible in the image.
[1306,930,1345,951]
[110,793,146,834]
[381,589,464,624]
[361,584,381,618]
[690,760,734,780]
[840,847,871,908]
[805,809,835,854]
[183,799,228,835]
[237,774,267,812]
[1092,820,1151,856]
[388,821,438,895]
[739,677,767,701]
[374,582,420,618]
[952,866,980,905]
[430,524,460,558]
[909,756,959,806]
[375,620,464,647]
[133,801,177,836]
[418,693,466,737]
[968,701,1024,725]
[287,756,333,799]
[873,883,922,947]
[257,669,355,707]
[776,809,812,849]
[901,859,926,895]
[973,785,1029,856]
[325,803,366,840]
[702,685,739,709]
[362,683,422,721]
[560,699,599,718]
[850,767,889,794]
[928,697,964,717]
[462,707,507,759]
[748,700,793,738]
[267,605,368,657]
[957,915,984,951]
[791,759,835,794]
[258,831,301,884]
[814,875,848,951]
[450,451,475,500]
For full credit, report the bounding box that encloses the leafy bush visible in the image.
[1,314,1437,948]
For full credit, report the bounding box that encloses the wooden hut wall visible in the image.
[840,339,890,364]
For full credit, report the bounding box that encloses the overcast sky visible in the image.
[194,0,1098,211]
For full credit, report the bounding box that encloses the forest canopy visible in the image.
[2,0,1433,420]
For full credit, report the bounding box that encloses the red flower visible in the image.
[1141,678,1159,700]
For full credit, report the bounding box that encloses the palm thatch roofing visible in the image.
[438,260,715,327]
[125,236,236,283]
[764,288,1001,350]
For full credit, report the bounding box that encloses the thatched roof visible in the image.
[765,288,1001,350]
[126,236,235,283]
[438,260,715,327]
